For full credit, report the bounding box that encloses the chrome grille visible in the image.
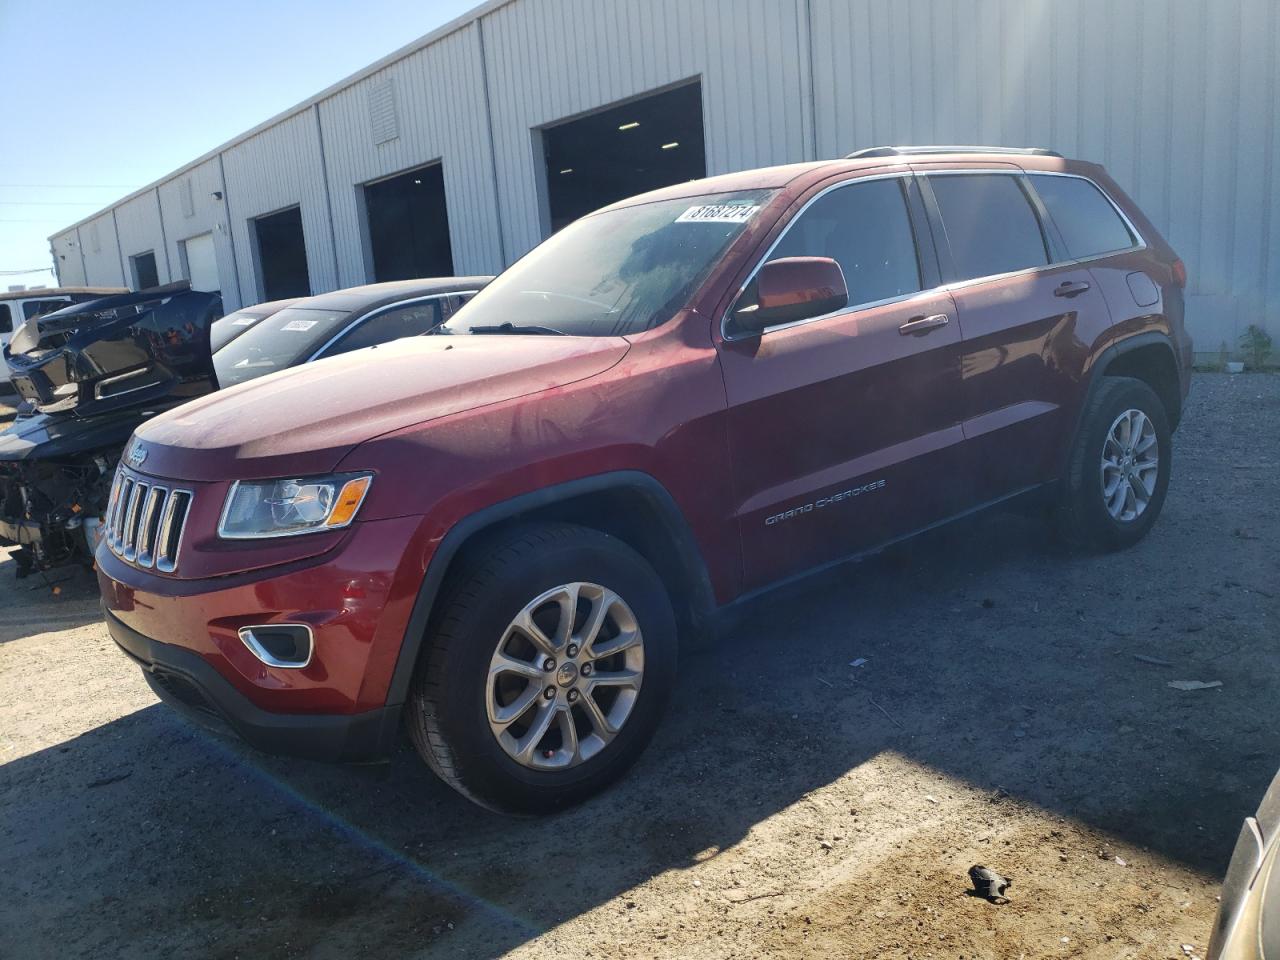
[105,467,193,573]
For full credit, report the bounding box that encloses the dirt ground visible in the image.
[1,372,1277,959]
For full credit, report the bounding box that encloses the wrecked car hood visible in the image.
[131,333,632,481]
[4,282,221,418]
[0,406,163,462]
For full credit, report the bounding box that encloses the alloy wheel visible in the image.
[1099,407,1159,522]
[486,582,645,770]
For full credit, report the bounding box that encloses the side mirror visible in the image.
[730,256,848,335]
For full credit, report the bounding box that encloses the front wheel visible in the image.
[1056,376,1172,551]
[405,523,677,814]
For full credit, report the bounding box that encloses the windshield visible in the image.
[441,189,773,337]
[209,307,270,352]
[213,307,348,387]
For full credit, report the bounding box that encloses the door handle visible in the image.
[898,313,950,336]
[1054,280,1092,298]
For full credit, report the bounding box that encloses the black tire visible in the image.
[405,522,677,815]
[1056,376,1172,551]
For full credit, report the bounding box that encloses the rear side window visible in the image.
[769,178,922,308]
[1030,174,1135,260]
[928,174,1048,281]
[0,305,11,334]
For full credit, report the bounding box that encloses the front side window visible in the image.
[1030,174,1135,260]
[928,174,1049,282]
[0,304,11,334]
[766,178,922,310]
[213,307,348,387]
[439,189,773,337]
[325,299,443,357]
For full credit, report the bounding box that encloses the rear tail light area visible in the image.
[1171,259,1188,289]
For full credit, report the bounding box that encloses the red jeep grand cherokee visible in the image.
[99,147,1191,813]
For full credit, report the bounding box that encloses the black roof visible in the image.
[227,296,302,319]
[289,277,493,316]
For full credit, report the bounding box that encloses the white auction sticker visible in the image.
[675,204,760,224]
[282,319,319,332]
[232,316,257,326]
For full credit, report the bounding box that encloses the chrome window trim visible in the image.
[307,291,478,361]
[921,169,1148,283]
[936,245,1146,295]
[1020,169,1148,259]
[720,171,921,342]
[238,624,315,670]
[720,168,1148,342]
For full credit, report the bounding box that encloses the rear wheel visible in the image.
[405,523,677,814]
[1056,376,1172,551]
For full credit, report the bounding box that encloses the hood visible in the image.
[0,406,158,463]
[4,283,221,418]
[132,333,631,481]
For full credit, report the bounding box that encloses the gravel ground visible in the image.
[1,372,1277,959]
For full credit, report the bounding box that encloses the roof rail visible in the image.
[845,145,1063,159]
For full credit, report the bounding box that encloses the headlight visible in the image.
[218,473,373,539]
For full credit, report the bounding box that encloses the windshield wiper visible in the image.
[467,322,565,336]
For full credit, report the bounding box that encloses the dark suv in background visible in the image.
[98,147,1190,813]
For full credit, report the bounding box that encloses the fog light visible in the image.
[238,624,314,668]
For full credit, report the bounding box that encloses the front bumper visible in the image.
[96,512,428,715]
[107,608,401,761]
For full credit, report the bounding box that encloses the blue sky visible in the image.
[0,0,476,289]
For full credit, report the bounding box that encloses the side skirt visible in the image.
[707,482,1049,637]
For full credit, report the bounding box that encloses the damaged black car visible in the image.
[0,282,221,575]
[0,276,491,576]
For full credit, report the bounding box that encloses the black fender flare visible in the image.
[1062,330,1181,474]
[1090,330,1180,383]
[383,470,717,707]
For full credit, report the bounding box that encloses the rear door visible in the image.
[917,166,1113,500]
[716,172,966,592]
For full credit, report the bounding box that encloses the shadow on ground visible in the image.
[0,562,101,644]
[2,375,1277,958]
[4,508,1277,958]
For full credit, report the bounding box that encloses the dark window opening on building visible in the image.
[542,81,706,233]
[363,162,454,282]
[130,251,159,290]
[254,206,312,301]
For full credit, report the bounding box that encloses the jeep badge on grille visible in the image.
[126,442,147,468]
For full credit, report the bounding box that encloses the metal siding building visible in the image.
[50,0,1279,357]
[156,157,237,296]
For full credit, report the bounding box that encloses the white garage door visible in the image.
[183,232,219,292]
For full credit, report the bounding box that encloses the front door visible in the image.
[717,173,966,592]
